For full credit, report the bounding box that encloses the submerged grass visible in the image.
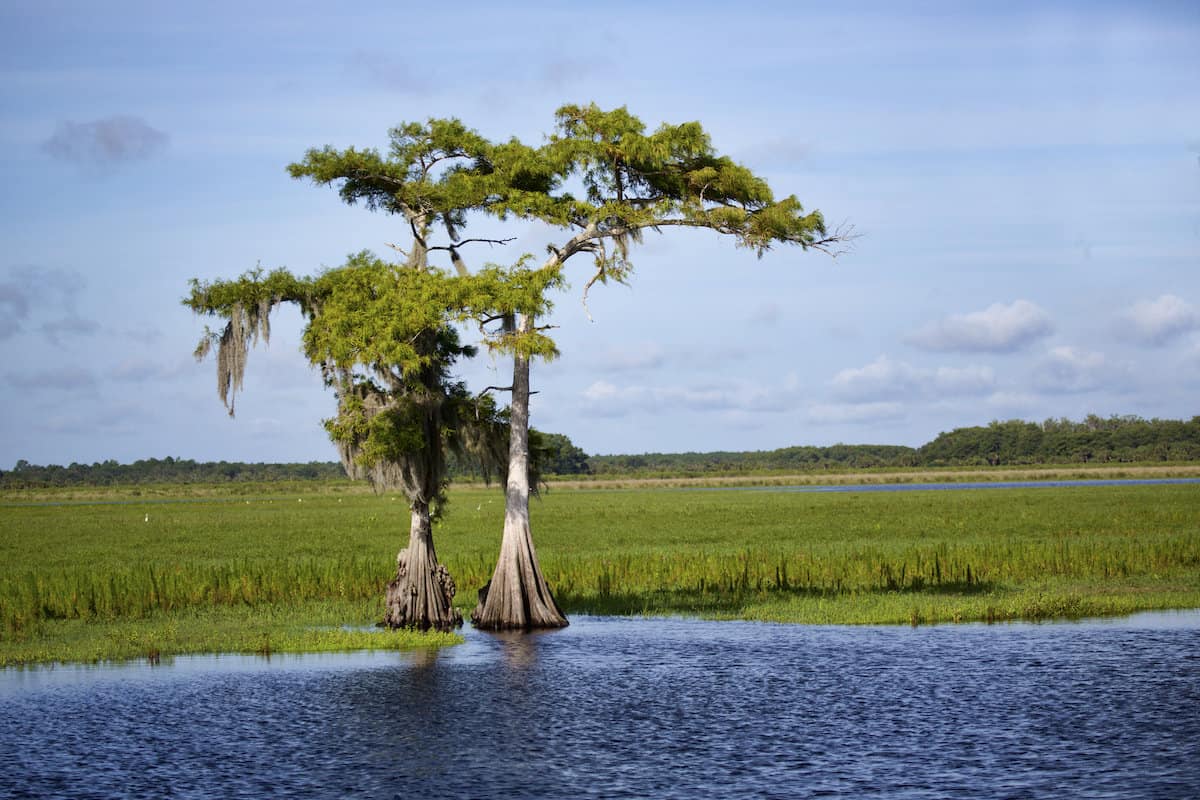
[1,479,1197,664]
[0,601,461,667]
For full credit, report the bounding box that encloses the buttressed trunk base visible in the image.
[471,344,567,631]
[471,509,568,630]
[384,502,463,632]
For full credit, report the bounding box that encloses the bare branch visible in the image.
[805,221,860,258]
[427,237,517,251]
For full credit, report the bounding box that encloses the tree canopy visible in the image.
[185,103,853,630]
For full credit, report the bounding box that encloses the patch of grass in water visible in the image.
[0,601,462,668]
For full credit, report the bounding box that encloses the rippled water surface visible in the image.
[3,613,1198,799]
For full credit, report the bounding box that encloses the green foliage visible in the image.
[532,431,591,475]
[185,267,313,317]
[920,415,1200,466]
[185,247,538,506]
[284,103,842,330]
[543,103,832,260]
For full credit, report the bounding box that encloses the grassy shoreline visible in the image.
[2,473,1198,666]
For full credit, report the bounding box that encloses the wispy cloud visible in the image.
[5,368,96,392]
[348,51,431,92]
[1032,346,1115,394]
[906,300,1053,353]
[580,377,794,418]
[596,344,667,372]
[748,301,783,326]
[42,116,168,168]
[1121,294,1198,346]
[0,266,87,341]
[111,358,186,383]
[735,135,815,168]
[38,401,149,435]
[41,316,100,345]
[807,401,905,425]
[0,285,29,338]
[539,56,602,90]
[829,355,995,402]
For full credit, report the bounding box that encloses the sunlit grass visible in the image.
[1,479,1197,665]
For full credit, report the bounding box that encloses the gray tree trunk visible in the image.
[472,315,568,630]
[384,500,463,632]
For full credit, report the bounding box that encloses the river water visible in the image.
[2,613,1198,799]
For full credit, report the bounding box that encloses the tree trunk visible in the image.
[472,316,568,630]
[384,500,463,632]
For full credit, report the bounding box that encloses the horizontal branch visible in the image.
[427,237,517,251]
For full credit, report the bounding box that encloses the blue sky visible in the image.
[1,0,1197,466]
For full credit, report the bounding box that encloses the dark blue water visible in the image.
[2,613,1198,799]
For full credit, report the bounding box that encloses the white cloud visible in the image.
[906,300,1054,353]
[830,356,995,402]
[1121,294,1199,345]
[808,401,905,425]
[1033,346,1112,393]
[596,345,667,372]
[831,356,921,400]
[984,391,1040,412]
[932,365,996,396]
[579,377,796,418]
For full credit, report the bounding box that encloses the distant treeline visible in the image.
[588,444,916,475]
[0,431,592,489]
[588,415,1200,475]
[917,415,1200,467]
[1,458,347,488]
[4,415,1198,488]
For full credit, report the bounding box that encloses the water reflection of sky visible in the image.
[3,613,1198,799]
[4,610,1197,689]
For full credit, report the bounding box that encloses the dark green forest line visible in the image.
[4,415,1198,488]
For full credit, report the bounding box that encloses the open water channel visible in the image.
[2,612,1198,799]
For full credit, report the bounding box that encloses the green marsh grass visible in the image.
[2,481,1197,664]
[0,602,461,666]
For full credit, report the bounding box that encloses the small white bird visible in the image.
[144,514,149,523]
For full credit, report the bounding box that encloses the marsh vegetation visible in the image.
[2,478,1197,665]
